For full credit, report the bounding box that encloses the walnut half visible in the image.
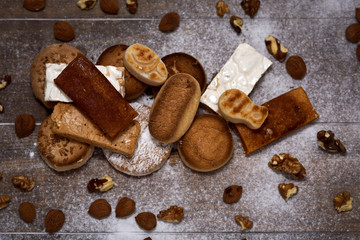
[235,215,253,230]
[268,153,306,180]
[333,192,353,213]
[216,1,230,18]
[157,205,184,223]
[317,130,346,154]
[278,183,298,201]
[12,176,35,191]
[0,195,10,209]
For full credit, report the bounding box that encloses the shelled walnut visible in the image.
[157,205,184,223]
[0,195,10,209]
[333,192,353,213]
[87,174,114,192]
[12,176,35,191]
[317,130,346,154]
[235,215,253,230]
[268,153,306,180]
[241,0,260,18]
[278,183,298,201]
[216,1,230,18]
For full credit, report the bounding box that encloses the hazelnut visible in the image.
[12,175,35,191]
[230,16,243,34]
[0,195,10,210]
[333,192,353,213]
[157,205,184,223]
[241,0,260,18]
[268,153,306,180]
[216,1,230,18]
[0,75,11,90]
[278,183,298,201]
[126,0,137,14]
[235,215,253,231]
[265,35,288,62]
[223,185,242,204]
[77,0,97,10]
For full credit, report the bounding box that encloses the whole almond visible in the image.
[100,0,119,14]
[88,199,111,219]
[19,202,36,223]
[345,24,360,43]
[45,209,65,233]
[54,21,75,42]
[135,212,157,230]
[23,0,45,12]
[15,114,35,138]
[286,56,307,80]
[159,12,180,32]
[115,197,135,218]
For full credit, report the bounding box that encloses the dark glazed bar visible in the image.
[235,87,319,155]
[54,54,138,138]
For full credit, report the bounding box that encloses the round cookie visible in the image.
[178,114,233,172]
[37,116,94,172]
[30,44,82,109]
[162,52,207,93]
[96,45,148,101]
[103,102,172,176]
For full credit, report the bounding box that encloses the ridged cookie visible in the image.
[103,103,172,176]
[124,43,168,86]
[30,44,83,109]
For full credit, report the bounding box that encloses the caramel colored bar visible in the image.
[54,54,138,138]
[234,87,319,155]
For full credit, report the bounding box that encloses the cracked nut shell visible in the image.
[23,0,45,11]
[286,56,307,80]
[223,185,242,204]
[15,114,35,138]
[115,197,136,218]
[135,212,157,230]
[45,209,65,233]
[159,12,180,32]
[19,202,36,223]
[345,24,360,43]
[88,199,112,219]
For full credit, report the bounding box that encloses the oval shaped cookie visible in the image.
[124,43,168,86]
[37,116,94,172]
[30,44,83,109]
[178,114,233,172]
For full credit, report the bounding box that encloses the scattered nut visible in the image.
[115,197,136,218]
[230,16,243,34]
[19,202,36,223]
[54,21,75,42]
[135,212,157,230]
[157,205,184,223]
[159,12,180,32]
[241,0,260,18]
[77,0,97,10]
[15,114,35,138]
[223,185,242,204]
[265,35,288,62]
[357,45,360,60]
[87,174,114,192]
[285,55,307,80]
[0,195,10,210]
[278,183,298,201]
[268,153,306,180]
[12,176,35,191]
[0,103,4,114]
[0,75,11,90]
[345,24,360,43]
[216,1,230,18]
[100,0,119,14]
[88,199,112,219]
[356,8,360,23]
[126,0,137,14]
[23,0,45,12]
[235,215,253,231]
[45,209,65,233]
[317,130,346,154]
[333,192,353,213]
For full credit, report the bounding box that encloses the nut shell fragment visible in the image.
[235,215,253,230]
[278,183,298,201]
[268,153,306,180]
[12,176,35,191]
[333,192,353,213]
[157,205,184,223]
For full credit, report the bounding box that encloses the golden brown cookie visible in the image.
[178,114,234,172]
[37,116,94,172]
[96,45,148,101]
[30,44,82,109]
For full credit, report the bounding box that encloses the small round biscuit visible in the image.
[103,103,172,176]
[30,44,83,109]
[96,45,148,101]
[178,114,234,172]
[37,116,94,172]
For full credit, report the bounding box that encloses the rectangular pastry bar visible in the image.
[51,103,141,157]
[54,54,138,138]
[234,87,319,155]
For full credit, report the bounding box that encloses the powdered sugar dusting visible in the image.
[103,103,172,176]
